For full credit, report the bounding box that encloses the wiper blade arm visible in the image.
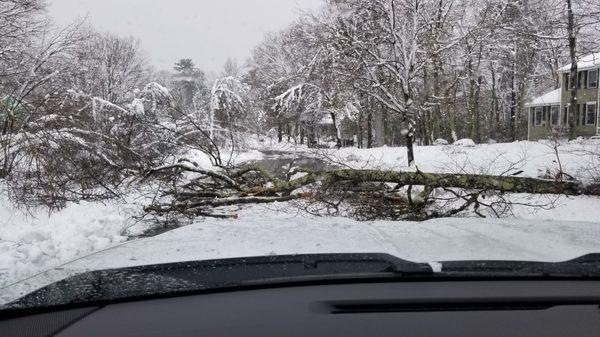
[4,253,433,311]
[440,253,600,277]
[566,253,600,264]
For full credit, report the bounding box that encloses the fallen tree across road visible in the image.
[141,161,600,221]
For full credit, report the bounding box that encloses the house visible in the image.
[527,52,600,140]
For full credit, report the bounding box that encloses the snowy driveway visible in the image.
[2,208,599,305]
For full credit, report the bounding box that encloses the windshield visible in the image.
[1,0,600,310]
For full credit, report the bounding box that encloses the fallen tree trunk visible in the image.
[323,169,598,196]
[143,163,600,220]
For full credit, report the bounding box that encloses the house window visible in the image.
[588,69,599,88]
[534,107,543,126]
[578,70,588,89]
[551,105,559,125]
[565,73,574,90]
[576,103,587,126]
[563,105,570,126]
[530,107,535,125]
[586,102,597,126]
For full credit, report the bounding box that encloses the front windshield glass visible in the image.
[1,0,600,309]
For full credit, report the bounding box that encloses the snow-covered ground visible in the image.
[318,139,600,181]
[1,140,600,304]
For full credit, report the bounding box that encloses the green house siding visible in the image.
[529,113,598,140]
[560,87,599,138]
[528,68,600,140]
[528,105,561,140]
[528,125,552,140]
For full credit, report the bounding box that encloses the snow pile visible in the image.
[0,198,133,288]
[453,138,476,147]
[0,147,265,288]
[433,138,449,146]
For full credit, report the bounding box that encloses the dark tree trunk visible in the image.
[509,55,518,142]
[382,110,389,146]
[330,112,342,149]
[277,122,283,143]
[357,111,364,149]
[567,0,578,140]
[474,75,483,142]
[406,133,415,166]
[367,110,373,149]
[422,66,431,146]
[294,120,300,144]
[490,64,498,140]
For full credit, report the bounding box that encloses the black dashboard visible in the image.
[2,280,600,337]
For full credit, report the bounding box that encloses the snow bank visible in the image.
[0,148,266,288]
[0,198,134,288]
[319,140,600,181]
[453,138,476,147]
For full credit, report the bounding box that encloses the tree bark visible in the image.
[323,169,594,196]
[367,110,373,149]
[330,112,342,149]
[490,63,499,140]
[145,165,600,221]
[567,0,579,139]
[277,122,283,143]
[405,132,415,166]
[509,54,518,141]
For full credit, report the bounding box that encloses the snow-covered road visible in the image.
[2,205,599,305]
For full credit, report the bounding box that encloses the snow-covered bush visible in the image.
[569,136,585,144]
[4,85,176,208]
[453,139,476,147]
[433,138,449,146]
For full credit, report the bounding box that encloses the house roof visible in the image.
[525,88,561,107]
[558,52,600,73]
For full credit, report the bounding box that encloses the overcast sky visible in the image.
[47,0,323,73]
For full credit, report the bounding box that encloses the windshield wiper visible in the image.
[440,253,600,277]
[5,253,599,313]
[2,253,433,311]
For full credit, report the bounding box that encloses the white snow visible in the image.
[558,52,600,73]
[142,82,171,100]
[320,140,600,182]
[0,198,133,288]
[128,98,145,115]
[453,138,476,147]
[525,88,561,107]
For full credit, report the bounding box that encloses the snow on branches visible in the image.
[210,76,247,115]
